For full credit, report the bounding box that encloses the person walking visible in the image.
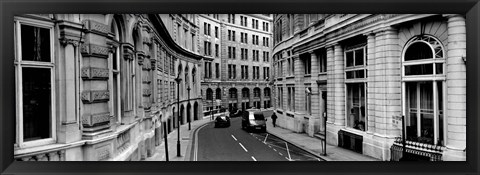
[271,113,278,127]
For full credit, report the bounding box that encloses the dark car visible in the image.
[215,108,230,128]
[241,110,267,132]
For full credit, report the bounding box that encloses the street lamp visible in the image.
[187,86,191,130]
[174,75,182,157]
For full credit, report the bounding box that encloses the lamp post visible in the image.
[162,116,169,161]
[174,76,182,157]
[187,86,191,131]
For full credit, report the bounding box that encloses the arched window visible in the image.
[229,88,237,99]
[242,88,249,98]
[402,35,445,146]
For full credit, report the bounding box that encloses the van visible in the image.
[241,110,267,132]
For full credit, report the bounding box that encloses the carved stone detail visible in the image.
[81,67,109,80]
[116,130,131,155]
[96,145,111,161]
[59,37,80,47]
[82,112,110,127]
[81,90,110,103]
[143,88,152,96]
[80,44,109,58]
[83,20,110,35]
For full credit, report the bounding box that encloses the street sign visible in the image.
[392,115,403,129]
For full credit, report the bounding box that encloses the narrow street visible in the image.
[191,117,323,161]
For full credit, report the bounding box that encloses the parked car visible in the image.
[241,110,267,132]
[215,108,230,128]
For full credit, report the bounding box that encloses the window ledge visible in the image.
[285,76,294,79]
[304,74,312,78]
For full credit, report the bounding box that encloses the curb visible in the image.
[266,129,331,161]
[184,119,212,161]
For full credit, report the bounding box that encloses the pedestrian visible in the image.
[271,113,278,127]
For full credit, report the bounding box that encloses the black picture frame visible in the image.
[1,0,479,174]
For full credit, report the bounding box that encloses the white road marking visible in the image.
[317,158,321,161]
[263,134,269,143]
[268,145,272,148]
[239,143,248,152]
[285,142,292,161]
[279,152,283,156]
[285,157,290,160]
[273,148,277,152]
[251,156,257,161]
[231,135,237,141]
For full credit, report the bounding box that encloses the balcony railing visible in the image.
[390,137,444,161]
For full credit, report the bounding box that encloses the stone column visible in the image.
[333,44,345,126]
[383,27,402,137]
[366,33,376,134]
[309,51,320,136]
[373,28,386,136]
[443,14,466,161]
[57,19,83,143]
[326,46,335,124]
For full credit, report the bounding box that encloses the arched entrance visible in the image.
[194,102,199,120]
[187,103,192,123]
[180,105,185,125]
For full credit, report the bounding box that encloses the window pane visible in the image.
[435,63,443,74]
[346,71,354,79]
[420,82,434,144]
[21,25,51,62]
[354,49,364,66]
[355,70,365,78]
[22,67,51,141]
[405,42,433,61]
[347,83,365,131]
[406,82,418,141]
[437,82,444,146]
[346,51,354,67]
[405,64,433,75]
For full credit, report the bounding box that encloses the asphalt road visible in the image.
[192,117,323,161]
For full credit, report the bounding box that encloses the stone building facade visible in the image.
[272,14,466,161]
[13,14,203,161]
[199,14,273,114]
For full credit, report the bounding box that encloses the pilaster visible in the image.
[444,14,466,161]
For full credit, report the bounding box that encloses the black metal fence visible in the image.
[390,137,443,161]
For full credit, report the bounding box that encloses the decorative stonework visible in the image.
[83,20,110,35]
[59,37,80,47]
[81,90,110,103]
[80,44,109,58]
[122,44,135,60]
[81,67,109,80]
[143,36,152,45]
[82,112,110,127]
[332,14,401,39]
[96,145,111,161]
[116,130,131,155]
[143,88,152,96]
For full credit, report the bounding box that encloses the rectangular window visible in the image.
[405,81,444,145]
[346,83,366,131]
[232,31,236,42]
[215,44,219,57]
[233,65,236,79]
[215,26,218,38]
[215,63,219,78]
[345,47,366,79]
[15,20,56,147]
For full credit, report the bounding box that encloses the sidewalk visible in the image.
[265,118,380,161]
[144,116,213,161]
